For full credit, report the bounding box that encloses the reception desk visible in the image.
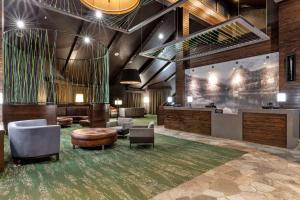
[162,107,299,149]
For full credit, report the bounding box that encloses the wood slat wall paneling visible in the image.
[89,104,110,128]
[175,8,189,105]
[278,0,300,108]
[242,112,287,148]
[164,109,211,135]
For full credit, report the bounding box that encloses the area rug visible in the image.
[0,125,245,200]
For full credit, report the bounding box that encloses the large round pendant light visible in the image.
[120,69,141,85]
[80,0,140,15]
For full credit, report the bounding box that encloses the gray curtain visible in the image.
[124,92,143,108]
[149,88,171,114]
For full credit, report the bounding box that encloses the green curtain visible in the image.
[148,88,171,114]
[3,29,109,105]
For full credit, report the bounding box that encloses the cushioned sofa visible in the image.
[119,107,145,118]
[8,119,61,161]
[57,104,89,123]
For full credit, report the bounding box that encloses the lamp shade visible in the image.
[144,96,149,103]
[115,99,123,105]
[120,69,141,85]
[75,94,84,103]
[80,0,140,15]
[277,93,287,102]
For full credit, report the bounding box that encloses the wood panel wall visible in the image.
[89,104,109,128]
[164,109,211,135]
[157,106,165,125]
[2,105,57,130]
[175,8,190,105]
[278,0,300,108]
[243,112,287,148]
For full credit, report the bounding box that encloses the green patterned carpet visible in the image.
[0,122,245,200]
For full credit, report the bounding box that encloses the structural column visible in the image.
[175,8,189,105]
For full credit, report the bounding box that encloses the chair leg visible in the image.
[13,159,22,166]
[56,154,60,161]
[153,143,154,148]
[130,143,131,149]
[73,145,76,149]
[102,145,104,150]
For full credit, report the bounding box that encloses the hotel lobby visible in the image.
[1,0,300,199]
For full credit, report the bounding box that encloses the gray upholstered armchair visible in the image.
[106,118,133,136]
[8,119,61,161]
[129,121,155,148]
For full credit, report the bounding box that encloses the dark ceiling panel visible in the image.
[145,62,176,87]
[128,12,176,72]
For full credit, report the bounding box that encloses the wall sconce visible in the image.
[286,54,296,81]
[75,93,84,103]
[277,93,287,103]
[167,96,173,103]
[114,99,123,106]
[143,96,149,104]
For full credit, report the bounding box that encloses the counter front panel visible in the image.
[164,109,211,135]
[243,112,287,148]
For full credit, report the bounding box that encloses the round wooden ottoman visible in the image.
[57,117,73,127]
[71,128,117,150]
[79,119,90,127]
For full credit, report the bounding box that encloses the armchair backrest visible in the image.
[9,119,47,129]
[117,118,133,125]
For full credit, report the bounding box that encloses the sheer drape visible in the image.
[148,88,171,114]
[56,83,90,104]
[124,92,143,108]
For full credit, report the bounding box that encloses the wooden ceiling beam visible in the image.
[166,0,227,25]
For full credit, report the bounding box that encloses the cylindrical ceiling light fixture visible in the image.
[120,68,141,85]
[80,0,140,15]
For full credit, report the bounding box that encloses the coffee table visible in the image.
[71,128,117,150]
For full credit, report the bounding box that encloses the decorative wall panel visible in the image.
[185,52,279,113]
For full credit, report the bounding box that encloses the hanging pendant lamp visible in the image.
[120,68,141,85]
[80,0,140,15]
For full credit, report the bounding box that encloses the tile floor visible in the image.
[152,126,300,200]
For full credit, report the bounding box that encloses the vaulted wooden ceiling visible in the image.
[3,0,268,91]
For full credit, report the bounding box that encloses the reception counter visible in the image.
[162,107,299,149]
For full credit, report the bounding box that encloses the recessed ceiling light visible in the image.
[158,33,164,40]
[84,36,91,44]
[114,52,120,56]
[16,20,25,29]
[95,10,103,19]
